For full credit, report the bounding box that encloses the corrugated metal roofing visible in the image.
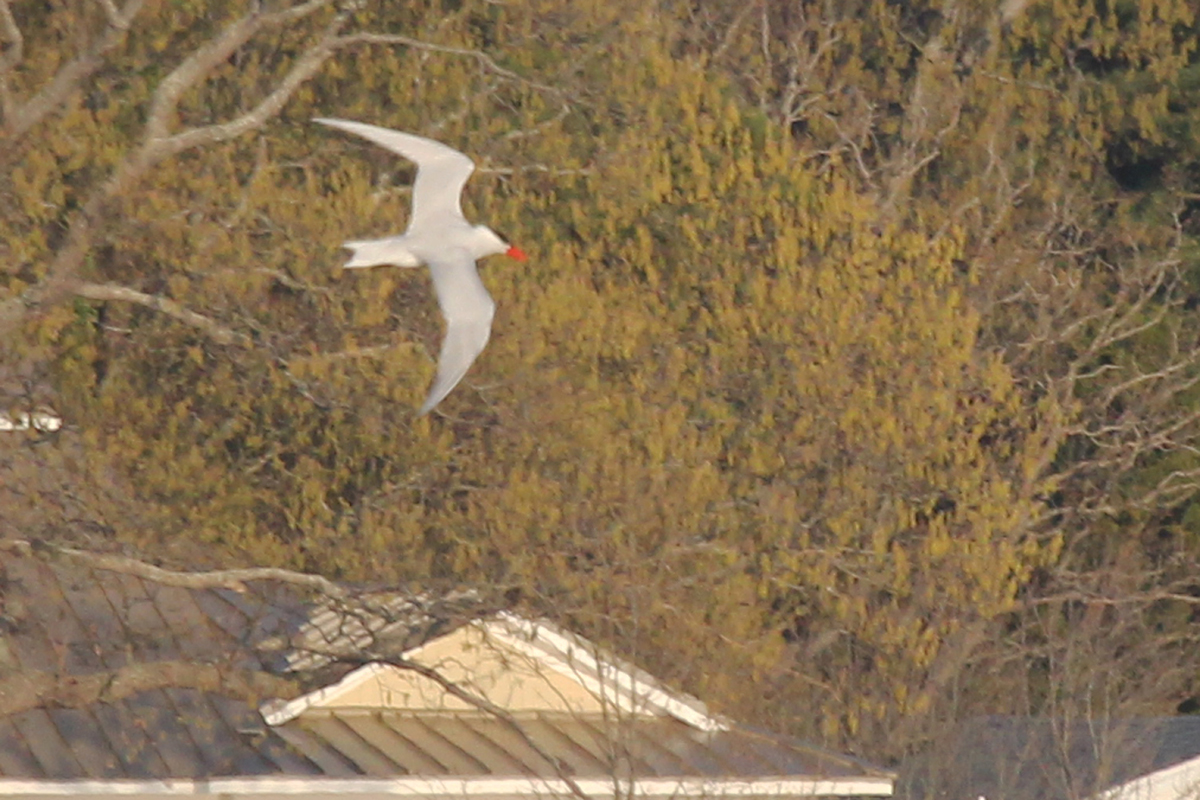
[0,690,325,779]
[0,548,894,795]
[0,548,310,677]
[0,549,351,780]
[276,710,886,781]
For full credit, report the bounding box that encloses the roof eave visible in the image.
[0,776,894,798]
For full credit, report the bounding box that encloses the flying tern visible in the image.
[315,118,527,415]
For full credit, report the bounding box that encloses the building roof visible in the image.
[263,614,729,731]
[0,544,894,798]
[0,543,481,781]
[274,708,877,781]
[897,715,1200,800]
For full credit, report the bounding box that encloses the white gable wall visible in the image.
[264,615,728,728]
[314,623,602,714]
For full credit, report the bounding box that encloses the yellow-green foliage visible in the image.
[3,0,1196,754]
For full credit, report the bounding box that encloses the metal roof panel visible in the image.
[162,688,247,775]
[23,569,107,676]
[2,558,60,673]
[55,572,128,672]
[12,710,87,780]
[294,716,396,776]
[122,691,205,778]
[412,716,533,775]
[328,714,427,774]
[147,585,226,664]
[112,583,182,664]
[572,716,690,776]
[205,697,320,777]
[44,709,123,779]
[187,588,257,643]
[89,702,170,778]
[380,716,489,775]
[0,717,43,776]
[451,716,561,776]
[270,726,359,777]
[525,716,631,776]
[276,711,891,782]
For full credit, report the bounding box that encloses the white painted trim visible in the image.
[0,776,893,797]
[1091,754,1200,800]
[261,662,391,725]
[485,614,729,732]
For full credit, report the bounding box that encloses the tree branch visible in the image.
[2,0,147,140]
[0,1,339,337]
[0,0,23,123]
[146,0,335,149]
[2,538,348,598]
[336,32,568,101]
[73,281,250,346]
[0,6,570,352]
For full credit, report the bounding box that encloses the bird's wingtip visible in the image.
[417,387,445,415]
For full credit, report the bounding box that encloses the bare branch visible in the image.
[336,32,567,101]
[304,342,399,361]
[0,3,340,337]
[0,661,297,717]
[250,268,335,296]
[1,0,578,350]
[184,27,579,159]
[145,0,334,146]
[142,15,263,143]
[0,0,24,121]
[97,0,124,27]
[476,164,594,177]
[162,37,339,154]
[2,0,147,140]
[2,538,348,598]
[0,0,20,62]
[1017,589,1200,611]
[73,281,250,346]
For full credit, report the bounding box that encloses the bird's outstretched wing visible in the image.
[314,118,476,232]
[418,253,497,415]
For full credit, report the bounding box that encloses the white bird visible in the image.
[315,117,527,415]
